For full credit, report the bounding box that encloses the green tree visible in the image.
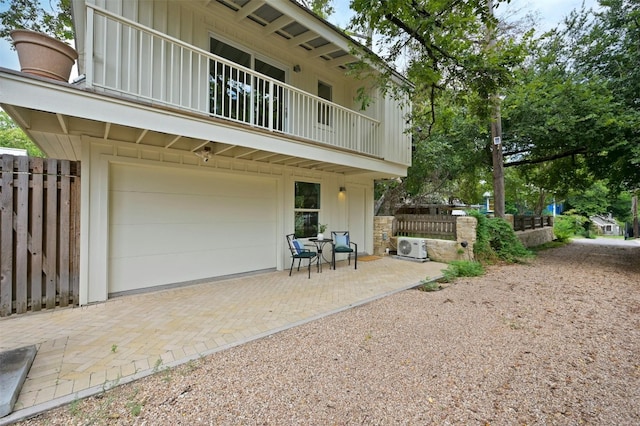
[349,0,527,125]
[608,191,633,224]
[347,1,530,214]
[296,0,334,19]
[0,111,44,156]
[0,0,73,43]
[536,1,640,191]
[494,0,640,203]
[404,90,491,206]
[565,180,611,217]
[501,57,629,192]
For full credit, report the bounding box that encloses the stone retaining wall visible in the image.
[374,215,555,263]
[516,227,555,247]
[374,216,477,263]
[506,213,555,247]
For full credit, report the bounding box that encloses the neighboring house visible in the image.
[590,214,621,236]
[0,0,412,305]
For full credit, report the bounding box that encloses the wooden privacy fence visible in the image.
[513,215,553,232]
[393,214,457,240]
[0,155,80,317]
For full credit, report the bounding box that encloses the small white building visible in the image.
[590,214,621,236]
[0,0,412,305]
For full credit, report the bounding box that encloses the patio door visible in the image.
[254,59,285,131]
[210,36,286,131]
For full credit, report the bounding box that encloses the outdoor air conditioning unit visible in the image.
[397,237,428,260]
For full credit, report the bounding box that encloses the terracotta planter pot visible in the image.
[10,29,78,82]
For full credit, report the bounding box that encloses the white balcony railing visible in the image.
[85,5,381,157]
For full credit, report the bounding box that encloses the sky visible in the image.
[329,0,598,30]
[0,0,599,74]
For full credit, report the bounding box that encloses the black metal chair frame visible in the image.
[331,231,357,270]
[286,233,319,278]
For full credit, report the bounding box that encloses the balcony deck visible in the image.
[85,5,387,160]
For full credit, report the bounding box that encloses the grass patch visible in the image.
[439,260,485,283]
[418,280,443,292]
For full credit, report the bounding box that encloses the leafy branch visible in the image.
[0,0,74,43]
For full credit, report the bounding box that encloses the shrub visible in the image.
[440,260,485,283]
[468,210,532,263]
[553,213,589,241]
[467,210,493,260]
[486,217,532,262]
[553,215,575,241]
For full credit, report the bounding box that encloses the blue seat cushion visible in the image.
[292,239,316,257]
[292,239,304,254]
[334,234,351,251]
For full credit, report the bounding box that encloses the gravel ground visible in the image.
[18,239,640,425]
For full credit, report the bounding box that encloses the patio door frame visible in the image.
[209,34,289,131]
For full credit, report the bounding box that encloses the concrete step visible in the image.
[0,345,37,418]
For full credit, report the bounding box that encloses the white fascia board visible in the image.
[0,71,407,176]
[274,1,355,53]
[276,1,410,85]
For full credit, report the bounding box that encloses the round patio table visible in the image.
[309,238,333,272]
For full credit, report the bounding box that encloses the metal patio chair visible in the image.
[331,231,357,270]
[286,233,318,278]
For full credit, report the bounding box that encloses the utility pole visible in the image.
[490,96,505,218]
[487,0,505,218]
[633,193,638,239]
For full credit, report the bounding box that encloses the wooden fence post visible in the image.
[1,156,14,316]
[30,158,44,311]
[45,159,58,309]
[15,156,29,313]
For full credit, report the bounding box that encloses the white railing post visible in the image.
[356,115,361,153]
[268,80,274,131]
[85,6,94,87]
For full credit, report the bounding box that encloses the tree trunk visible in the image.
[633,194,638,239]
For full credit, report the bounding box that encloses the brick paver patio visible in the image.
[0,256,446,424]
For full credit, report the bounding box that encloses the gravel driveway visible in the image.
[18,239,640,425]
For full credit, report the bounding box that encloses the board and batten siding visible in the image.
[382,90,412,165]
[84,0,411,166]
[89,0,206,112]
[108,163,278,294]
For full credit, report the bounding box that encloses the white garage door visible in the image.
[108,164,277,294]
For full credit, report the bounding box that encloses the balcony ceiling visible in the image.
[3,101,379,175]
[1,69,404,177]
[210,0,361,70]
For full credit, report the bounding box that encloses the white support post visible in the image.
[85,7,94,88]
